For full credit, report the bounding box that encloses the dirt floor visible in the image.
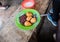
[38,17,56,42]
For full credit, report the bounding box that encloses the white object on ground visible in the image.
[0,7,6,10]
[53,33,56,40]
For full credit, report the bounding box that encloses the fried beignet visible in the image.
[24,21,32,26]
[26,16,32,21]
[30,18,36,23]
[26,12,33,17]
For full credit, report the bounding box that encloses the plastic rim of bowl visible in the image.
[15,9,41,31]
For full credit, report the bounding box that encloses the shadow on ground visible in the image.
[28,17,56,42]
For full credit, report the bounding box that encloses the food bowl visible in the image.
[15,9,41,30]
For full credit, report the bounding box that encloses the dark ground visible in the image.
[38,17,56,42]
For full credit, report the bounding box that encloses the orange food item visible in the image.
[26,12,33,17]
[30,18,36,23]
[24,21,32,26]
[26,16,32,21]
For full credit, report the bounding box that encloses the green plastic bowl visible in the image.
[15,9,41,31]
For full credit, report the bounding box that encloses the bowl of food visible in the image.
[15,9,41,30]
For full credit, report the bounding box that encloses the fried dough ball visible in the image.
[30,18,36,23]
[24,21,32,26]
[26,16,32,21]
[26,12,33,17]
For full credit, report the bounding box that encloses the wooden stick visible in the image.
[40,14,48,17]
